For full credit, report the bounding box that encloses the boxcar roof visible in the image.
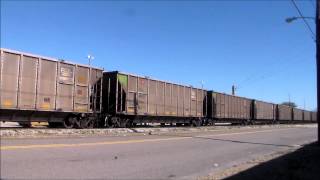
[253,99,276,105]
[208,90,253,101]
[1,48,104,70]
[106,71,206,91]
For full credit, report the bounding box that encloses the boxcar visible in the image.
[253,100,275,122]
[102,71,206,127]
[206,91,252,124]
[303,110,312,122]
[0,48,103,128]
[293,108,303,122]
[276,105,292,122]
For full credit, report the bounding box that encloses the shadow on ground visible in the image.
[226,142,320,180]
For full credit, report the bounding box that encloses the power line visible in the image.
[291,0,316,41]
[238,55,314,90]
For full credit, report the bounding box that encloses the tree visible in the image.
[281,102,297,108]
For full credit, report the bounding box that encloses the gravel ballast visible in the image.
[0,124,316,138]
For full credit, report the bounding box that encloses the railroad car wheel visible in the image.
[206,121,212,126]
[109,117,120,128]
[79,118,94,129]
[63,116,76,129]
[191,120,201,127]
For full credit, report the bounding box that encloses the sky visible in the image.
[1,0,316,110]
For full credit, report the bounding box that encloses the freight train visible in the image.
[0,48,317,128]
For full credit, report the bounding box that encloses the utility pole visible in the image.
[232,85,236,95]
[87,54,94,66]
[316,0,320,145]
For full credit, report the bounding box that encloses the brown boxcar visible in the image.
[311,111,317,122]
[0,48,103,128]
[303,110,312,121]
[293,108,303,121]
[102,71,206,127]
[253,100,275,121]
[277,104,292,121]
[207,91,252,123]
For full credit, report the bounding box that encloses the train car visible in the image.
[102,71,206,127]
[311,111,317,123]
[206,91,252,124]
[252,100,275,123]
[276,104,293,122]
[0,48,103,128]
[293,108,303,122]
[303,110,312,122]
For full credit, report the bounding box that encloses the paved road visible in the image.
[0,125,317,179]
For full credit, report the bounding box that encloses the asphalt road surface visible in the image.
[1,125,317,179]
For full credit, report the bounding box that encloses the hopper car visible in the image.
[0,48,317,128]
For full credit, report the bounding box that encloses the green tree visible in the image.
[281,102,297,108]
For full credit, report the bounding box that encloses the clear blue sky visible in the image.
[1,0,316,110]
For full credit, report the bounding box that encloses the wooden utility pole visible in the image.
[316,0,320,145]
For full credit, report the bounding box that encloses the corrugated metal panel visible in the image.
[178,86,184,116]
[171,84,178,116]
[293,108,303,121]
[303,111,311,121]
[56,63,74,111]
[184,87,191,116]
[197,89,203,117]
[137,77,148,115]
[165,83,172,116]
[74,66,90,112]
[277,105,292,121]
[127,75,137,114]
[37,59,57,110]
[157,81,165,115]
[1,51,20,109]
[190,88,197,116]
[311,111,317,122]
[18,55,38,109]
[148,80,157,115]
[255,101,275,120]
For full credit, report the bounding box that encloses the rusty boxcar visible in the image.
[293,108,303,121]
[276,105,292,122]
[253,100,275,122]
[0,48,103,128]
[102,71,206,127]
[206,91,252,124]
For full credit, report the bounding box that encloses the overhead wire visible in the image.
[290,0,316,41]
[237,0,316,89]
